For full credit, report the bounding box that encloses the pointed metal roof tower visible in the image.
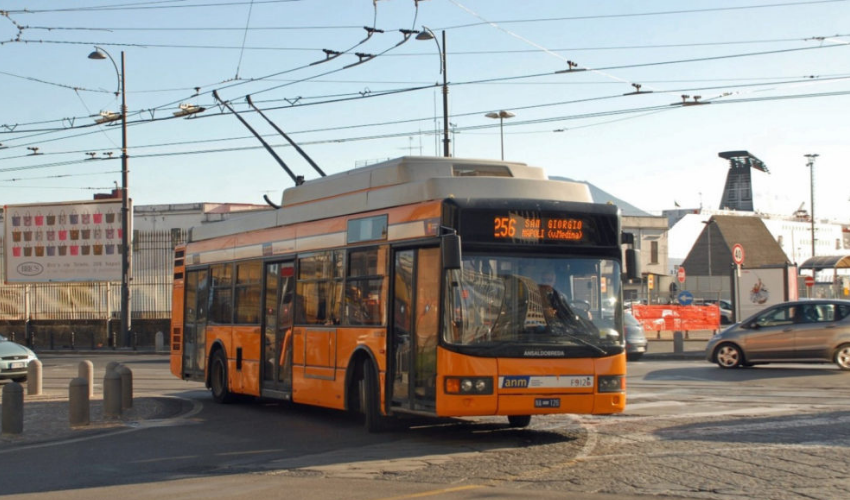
[718,151,769,212]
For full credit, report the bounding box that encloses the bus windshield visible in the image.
[443,255,623,351]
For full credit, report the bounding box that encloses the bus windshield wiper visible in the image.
[548,289,606,354]
[548,323,607,354]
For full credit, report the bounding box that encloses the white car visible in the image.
[0,334,38,382]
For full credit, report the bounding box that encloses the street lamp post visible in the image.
[702,219,715,276]
[485,110,515,160]
[416,27,450,157]
[805,153,819,259]
[89,47,131,348]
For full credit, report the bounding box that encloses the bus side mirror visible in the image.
[442,234,462,270]
[625,248,640,280]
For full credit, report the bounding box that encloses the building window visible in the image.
[650,241,659,264]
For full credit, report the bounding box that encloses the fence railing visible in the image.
[0,230,184,321]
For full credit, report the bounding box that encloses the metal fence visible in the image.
[0,230,185,321]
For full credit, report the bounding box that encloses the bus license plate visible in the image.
[535,398,560,408]
[10,362,25,369]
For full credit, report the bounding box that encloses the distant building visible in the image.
[550,176,668,302]
[133,202,271,232]
[667,209,850,275]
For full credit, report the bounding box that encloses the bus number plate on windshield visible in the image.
[535,398,560,408]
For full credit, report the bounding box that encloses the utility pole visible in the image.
[805,153,819,259]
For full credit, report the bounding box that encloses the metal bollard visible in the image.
[69,377,90,427]
[27,359,42,396]
[673,331,684,353]
[2,382,24,435]
[70,331,75,350]
[79,360,94,398]
[155,331,165,352]
[117,364,133,410]
[103,370,122,419]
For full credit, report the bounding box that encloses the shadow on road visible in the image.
[643,364,846,383]
[655,409,850,446]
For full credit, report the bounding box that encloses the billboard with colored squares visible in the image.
[4,200,130,283]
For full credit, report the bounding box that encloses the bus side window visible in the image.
[345,247,387,326]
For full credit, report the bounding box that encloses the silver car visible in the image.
[706,299,850,370]
[624,311,648,361]
[0,334,38,382]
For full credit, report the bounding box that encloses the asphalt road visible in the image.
[2,353,849,500]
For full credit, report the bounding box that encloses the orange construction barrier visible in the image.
[631,305,720,337]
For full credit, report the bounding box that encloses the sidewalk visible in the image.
[0,389,194,449]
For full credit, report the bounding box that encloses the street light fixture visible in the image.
[89,46,132,348]
[805,153,819,259]
[485,110,515,160]
[415,27,450,157]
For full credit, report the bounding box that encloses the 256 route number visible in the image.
[494,217,516,238]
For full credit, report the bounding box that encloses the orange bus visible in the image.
[170,157,638,431]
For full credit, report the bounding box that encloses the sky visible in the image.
[1,0,849,220]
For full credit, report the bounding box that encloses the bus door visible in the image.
[262,261,295,397]
[391,247,440,412]
[182,268,208,381]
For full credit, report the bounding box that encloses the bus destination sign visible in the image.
[458,208,617,247]
[493,215,584,242]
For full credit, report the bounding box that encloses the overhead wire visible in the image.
[3,1,848,173]
[441,0,849,30]
[3,37,847,137]
[3,87,849,176]
[5,0,305,15]
[233,0,256,80]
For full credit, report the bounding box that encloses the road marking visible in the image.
[375,485,483,500]
[626,401,687,410]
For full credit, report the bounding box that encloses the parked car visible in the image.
[698,299,733,324]
[624,311,648,361]
[0,334,38,382]
[705,299,850,370]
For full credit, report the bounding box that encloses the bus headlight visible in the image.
[598,375,623,393]
[445,376,493,395]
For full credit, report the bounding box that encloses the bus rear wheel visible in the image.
[210,349,233,404]
[508,415,532,428]
[359,360,386,433]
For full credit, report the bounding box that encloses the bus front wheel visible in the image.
[210,349,233,404]
[359,361,386,433]
[508,415,532,428]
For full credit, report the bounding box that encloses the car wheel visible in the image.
[834,344,850,371]
[12,376,27,383]
[627,353,643,361]
[210,349,233,404]
[508,415,532,428]
[715,343,743,369]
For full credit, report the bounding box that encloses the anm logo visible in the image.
[501,376,530,388]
